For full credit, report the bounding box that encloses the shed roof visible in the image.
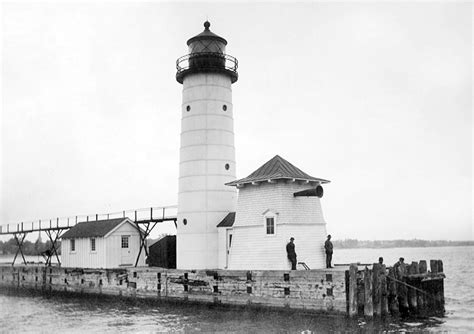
[216,212,236,228]
[62,218,133,239]
[225,155,330,187]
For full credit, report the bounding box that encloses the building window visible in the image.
[90,238,96,252]
[266,217,275,235]
[121,236,129,249]
[262,210,278,236]
[70,239,75,252]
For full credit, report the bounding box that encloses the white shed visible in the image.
[221,155,330,270]
[61,218,146,268]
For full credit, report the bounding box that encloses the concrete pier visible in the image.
[0,260,445,317]
[0,265,347,314]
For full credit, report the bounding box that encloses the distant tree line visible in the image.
[0,238,61,255]
[333,239,474,249]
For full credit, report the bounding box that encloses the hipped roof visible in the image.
[226,155,330,187]
[62,218,134,239]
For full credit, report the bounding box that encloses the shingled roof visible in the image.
[62,218,132,239]
[225,155,330,187]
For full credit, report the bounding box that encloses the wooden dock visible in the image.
[346,260,445,317]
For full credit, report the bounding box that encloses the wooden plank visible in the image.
[363,267,373,317]
[348,264,358,317]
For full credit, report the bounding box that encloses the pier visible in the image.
[0,259,445,318]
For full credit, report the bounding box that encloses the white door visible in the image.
[121,235,132,266]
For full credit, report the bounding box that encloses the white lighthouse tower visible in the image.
[175,21,238,269]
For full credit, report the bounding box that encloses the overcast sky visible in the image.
[1,2,472,241]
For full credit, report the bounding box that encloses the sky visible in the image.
[1,2,472,241]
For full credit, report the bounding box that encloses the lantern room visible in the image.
[176,21,238,84]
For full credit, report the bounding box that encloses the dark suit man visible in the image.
[324,235,333,268]
[286,237,297,270]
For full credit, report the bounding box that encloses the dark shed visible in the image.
[147,235,176,269]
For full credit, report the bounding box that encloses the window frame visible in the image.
[121,235,129,249]
[263,210,277,237]
[70,239,76,252]
[90,237,96,252]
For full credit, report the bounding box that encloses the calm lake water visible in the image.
[0,246,472,333]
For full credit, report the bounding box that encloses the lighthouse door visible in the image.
[226,230,233,268]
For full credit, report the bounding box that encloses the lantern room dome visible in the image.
[187,21,227,46]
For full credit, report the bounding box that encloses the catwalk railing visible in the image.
[0,206,178,235]
[0,206,178,267]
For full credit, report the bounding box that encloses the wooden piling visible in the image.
[387,267,399,315]
[380,264,389,316]
[430,259,438,274]
[437,260,443,273]
[416,261,425,313]
[438,260,445,310]
[372,263,381,316]
[439,275,445,311]
[407,262,418,312]
[419,260,427,274]
[363,267,373,317]
[357,271,365,315]
[348,264,358,317]
[422,277,433,312]
[397,263,408,313]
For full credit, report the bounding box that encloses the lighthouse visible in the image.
[175,22,238,269]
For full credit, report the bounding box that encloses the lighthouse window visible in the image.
[225,163,230,170]
[186,105,191,112]
[222,105,227,111]
[266,218,275,235]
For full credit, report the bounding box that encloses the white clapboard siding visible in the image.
[61,220,146,269]
[228,181,328,270]
[61,237,106,269]
[105,222,146,268]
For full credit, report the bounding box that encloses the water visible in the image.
[0,246,472,333]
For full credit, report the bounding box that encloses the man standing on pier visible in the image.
[286,237,297,270]
[324,235,333,268]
